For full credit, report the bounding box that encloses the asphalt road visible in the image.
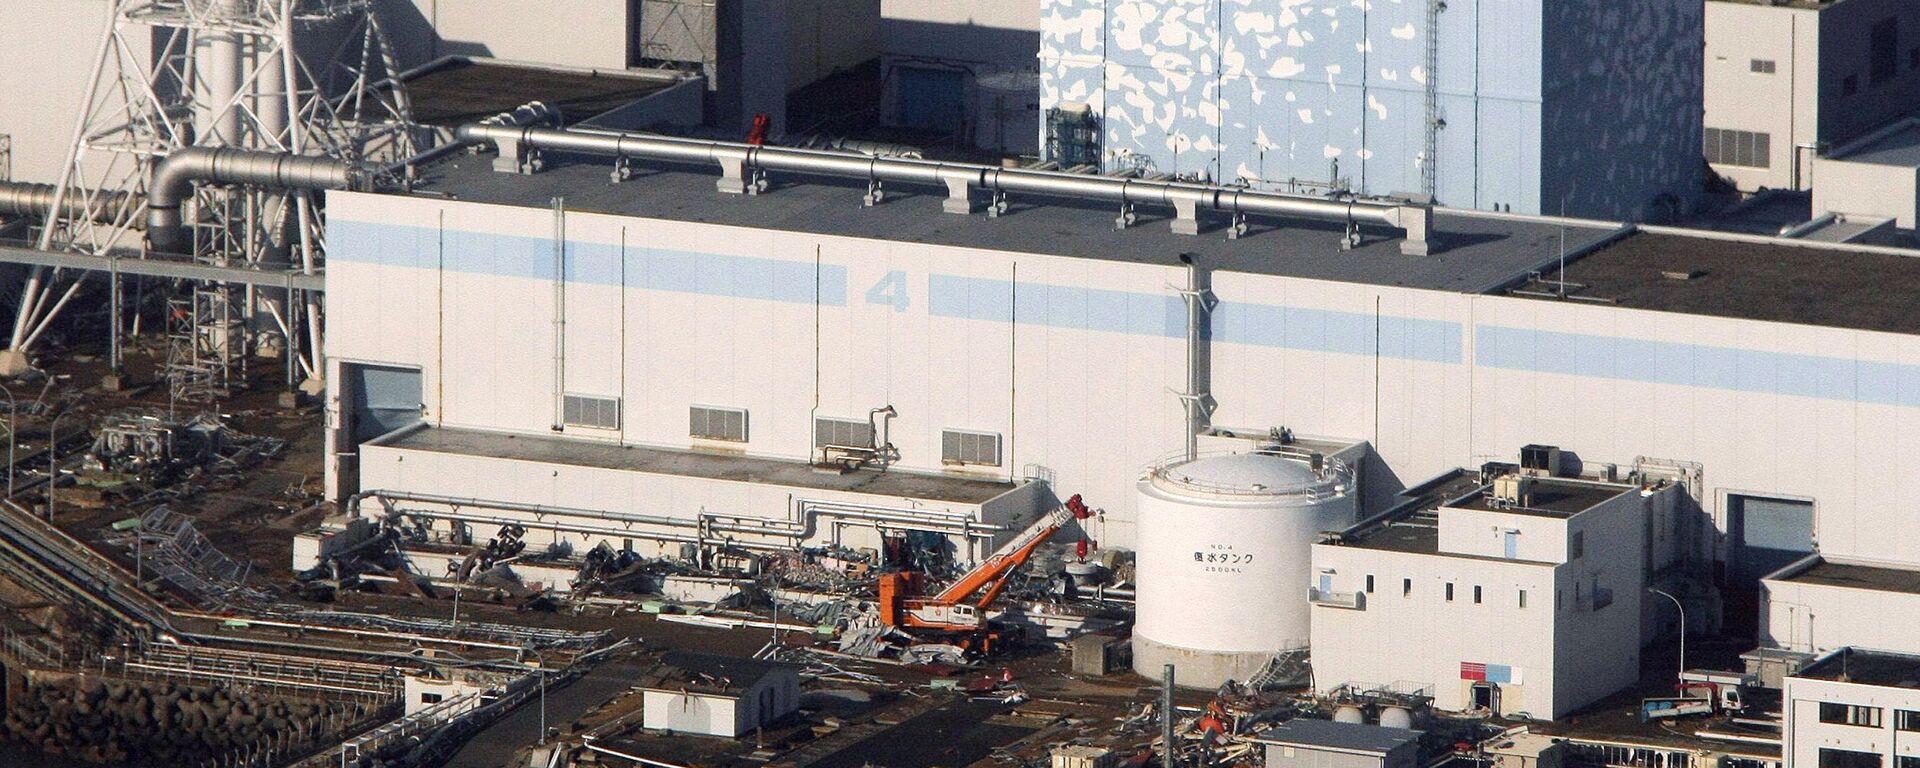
[443,662,643,768]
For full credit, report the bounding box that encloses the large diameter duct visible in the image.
[454,124,1436,255]
[0,183,137,225]
[146,147,365,253]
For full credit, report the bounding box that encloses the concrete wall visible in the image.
[1540,0,1703,222]
[1311,543,1561,716]
[381,0,633,69]
[1783,673,1920,768]
[0,0,143,185]
[1310,488,1645,719]
[1812,156,1920,228]
[1036,0,1702,219]
[1761,565,1920,656]
[325,192,1920,569]
[356,438,1024,560]
[1815,0,1920,150]
[883,0,1039,65]
[1702,2,1820,191]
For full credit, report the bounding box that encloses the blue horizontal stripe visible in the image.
[1476,326,1920,408]
[330,219,847,306]
[928,275,1187,337]
[1214,302,1464,363]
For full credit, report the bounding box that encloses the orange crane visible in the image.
[877,494,1093,650]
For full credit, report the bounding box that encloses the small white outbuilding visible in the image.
[641,651,801,738]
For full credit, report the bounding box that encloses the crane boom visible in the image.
[880,494,1094,637]
[932,505,1074,604]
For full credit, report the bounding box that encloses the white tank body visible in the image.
[1132,450,1355,688]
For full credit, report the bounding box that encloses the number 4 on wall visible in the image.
[865,270,910,312]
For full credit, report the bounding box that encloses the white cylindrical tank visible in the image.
[973,71,1041,156]
[1132,450,1356,688]
[1379,706,1414,730]
[1334,706,1366,724]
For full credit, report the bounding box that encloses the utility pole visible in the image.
[1162,663,1177,768]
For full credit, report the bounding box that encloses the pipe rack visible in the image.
[453,124,1436,255]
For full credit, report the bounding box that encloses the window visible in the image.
[1445,582,1456,602]
[941,429,1002,466]
[563,394,621,430]
[1898,757,1920,768]
[1365,575,1376,594]
[1473,585,1483,604]
[1519,589,1528,609]
[1843,75,1860,96]
[1704,128,1773,168]
[1819,702,1884,728]
[420,692,444,705]
[1871,18,1898,85]
[1750,59,1777,74]
[814,417,874,449]
[1403,578,1413,597]
[1820,750,1882,768]
[1898,710,1920,732]
[690,405,748,442]
[1570,531,1586,560]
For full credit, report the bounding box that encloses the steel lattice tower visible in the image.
[5,0,414,402]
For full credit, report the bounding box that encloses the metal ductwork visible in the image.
[147,147,367,254]
[454,124,1437,255]
[0,182,138,226]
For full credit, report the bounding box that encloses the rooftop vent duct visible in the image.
[453,124,1436,256]
[147,147,367,254]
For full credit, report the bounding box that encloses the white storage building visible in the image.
[641,651,800,738]
[1309,471,1683,719]
[316,125,1920,617]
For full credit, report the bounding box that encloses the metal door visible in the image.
[1503,530,1519,559]
[346,363,423,443]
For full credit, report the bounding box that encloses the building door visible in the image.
[1727,494,1814,586]
[1318,573,1334,597]
[336,363,423,496]
[897,67,966,135]
[1503,530,1519,559]
[1471,682,1500,713]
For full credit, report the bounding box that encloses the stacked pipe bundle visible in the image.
[0,673,375,764]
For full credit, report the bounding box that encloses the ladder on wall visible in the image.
[1422,0,1447,199]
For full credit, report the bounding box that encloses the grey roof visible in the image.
[1832,122,1920,168]
[1794,647,1920,688]
[649,651,796,694]
[375,425,1017,504]
[1768,556,1920,596]
[1258,719,1422,753]
[406,154,1620,293]
[396,58,685,127]
[1517,231,1920,335]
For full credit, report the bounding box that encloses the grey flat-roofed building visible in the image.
[1259,719,1423,768]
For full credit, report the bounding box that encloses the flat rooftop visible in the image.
[642,650,795,695]
[1769,557,1920,596]
[1796,647,1920,688]
[1255,718,1421,753]
[1832,121,1920,167]
[398,58,686,127]
[407,154,1621,293]
[374,425,1018,505]
[1528,231,1920,335]
[1451,479,1632,518]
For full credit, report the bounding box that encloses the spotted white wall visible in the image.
[1040,0,1701,220]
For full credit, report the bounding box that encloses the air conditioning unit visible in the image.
[1520,444,1563,477]
[1492,473,1534,506]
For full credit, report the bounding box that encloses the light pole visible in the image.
[47,408,71,522]
[0,381,15,498]
[1649,587,1686,682]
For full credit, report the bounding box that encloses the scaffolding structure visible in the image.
[5,0,415,401]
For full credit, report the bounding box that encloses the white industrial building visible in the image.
[305,113,1920,672]
[880,1,1041,154]
[1782,647,1920,768]
[1309,469,1685,719]
[1703,0,1920,193]
[640,651,800,738]
[1760,556,1920,658]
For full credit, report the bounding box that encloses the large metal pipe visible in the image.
[146,146,365,253]
[453,124,1437,254]
[0,182,137,225]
